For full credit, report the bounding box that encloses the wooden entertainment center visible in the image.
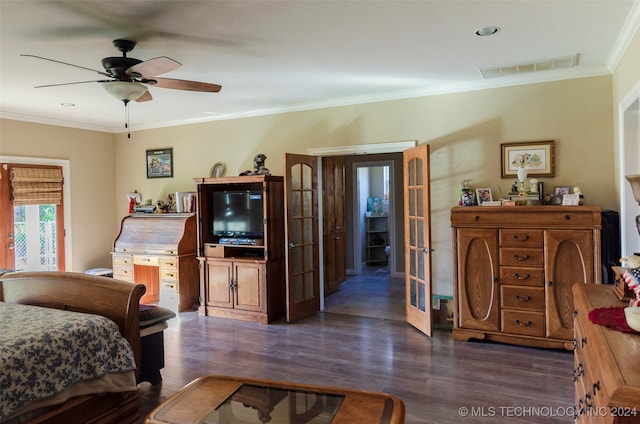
[194,175,285,323]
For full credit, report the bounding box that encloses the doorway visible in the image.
[620,85,640,256]
[354,161,394,276]
[324,152,405,320]
[0,160,68,272]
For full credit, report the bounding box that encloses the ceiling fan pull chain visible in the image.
[124,100,131,139]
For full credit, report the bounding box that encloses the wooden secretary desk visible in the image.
[112,213,199,312]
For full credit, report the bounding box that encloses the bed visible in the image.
[0,271,146,424]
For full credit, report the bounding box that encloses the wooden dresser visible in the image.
[113,213,199,312]
[573,284,640,423]
[451,205,601,349]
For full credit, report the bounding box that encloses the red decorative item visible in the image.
[129,196,136,213]
[588,306,640,334]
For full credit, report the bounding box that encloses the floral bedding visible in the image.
[0,302,136,419]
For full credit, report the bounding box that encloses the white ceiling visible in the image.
[1,0,638,134]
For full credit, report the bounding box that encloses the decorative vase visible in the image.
[517,166,528,192]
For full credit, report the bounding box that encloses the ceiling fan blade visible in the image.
[150,77,222,92]
[21,54,111,78]
[136,91,153,102]
[126,57,181,78]
[34,79,112,88]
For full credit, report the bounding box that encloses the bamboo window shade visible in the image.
[10,167,63,205]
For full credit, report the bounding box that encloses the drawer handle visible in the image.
[565,214,571,220]
[513,273,530,280]
[572,362,584,381]
[514,319,532,326]
[584,393,592,408]
[513,254,530,261]
[166,273,175,278]
[514,295,532,302]
[513,234,530,241]
[474,215,480,221]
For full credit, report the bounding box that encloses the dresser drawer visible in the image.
[499,248,543,267]
[113,266,134,282]
[501,310,545,337]
[501,286,544,311]
[499,229,543,248]
[160,268,179,282]
[134,255,159,266]
[113,254,133,266]
[159,257,178,269]
[500,266,544,286]
[451,207,600,228]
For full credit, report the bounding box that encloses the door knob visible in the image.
[289,243,295,249]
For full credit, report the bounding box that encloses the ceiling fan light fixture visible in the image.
[102,81,148,102]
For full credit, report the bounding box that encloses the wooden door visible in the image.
[234,261,265,312]
[284,153,320,322]
[322,156,346,294]
[403,144,433,336]
[455,228,500,332]
[545,229,593,340]
[205,260,234,308]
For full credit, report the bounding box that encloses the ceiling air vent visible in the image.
[480,54,578,79]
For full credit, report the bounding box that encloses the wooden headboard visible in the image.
[0,271,146,379]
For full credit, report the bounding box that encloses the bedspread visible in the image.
[0,302,137,419]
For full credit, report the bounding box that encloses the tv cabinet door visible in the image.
[234,261,266,313]
[205,260,233,308]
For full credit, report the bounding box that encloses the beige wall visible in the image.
[3,69,633,297]
[113,75,615,295]
[0,120,115,271]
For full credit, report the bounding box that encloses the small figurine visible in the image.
[240,153,271,176]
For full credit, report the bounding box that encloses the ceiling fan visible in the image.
[22,38,222,103]
[22,39,222,136]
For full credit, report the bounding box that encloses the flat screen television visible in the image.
[210,188,264,240]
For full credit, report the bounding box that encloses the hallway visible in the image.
[323,266,405,321]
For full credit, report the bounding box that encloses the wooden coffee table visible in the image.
[145,375,405,424]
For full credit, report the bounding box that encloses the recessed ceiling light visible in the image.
[475,26,500,36]
[60,102,75,107]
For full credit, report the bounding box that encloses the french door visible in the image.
[0,163,65,272]
[403,144,433,336]
[284,153,320,322]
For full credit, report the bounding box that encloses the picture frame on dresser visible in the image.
[146,148,173,178]
[475,188,493,205]
[554,185,570,205]
[500,140,555,178]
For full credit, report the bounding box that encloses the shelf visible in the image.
[365,215,388,266]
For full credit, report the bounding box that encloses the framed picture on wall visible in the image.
[146,148,173,178]
[501,140,555,178]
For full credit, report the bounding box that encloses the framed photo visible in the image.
[476,188,493,205]
[146,148,173,178]
[554,185,570,205]
[501,140,555,178]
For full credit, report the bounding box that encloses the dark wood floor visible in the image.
[136,269,575,423]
